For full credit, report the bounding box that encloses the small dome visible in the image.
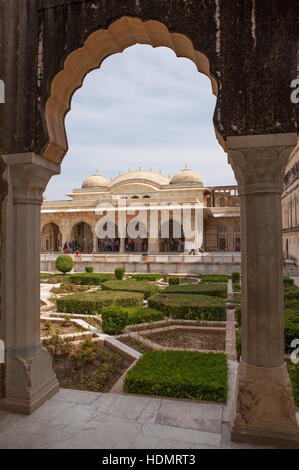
[82,170,109,188]
[170,164,203,186]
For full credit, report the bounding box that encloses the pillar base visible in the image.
[232,359,299,448]
[0,344,59,414]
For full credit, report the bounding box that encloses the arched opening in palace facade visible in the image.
[41,222,62,253]
[159,218,185,253]
[70,222,93,253]
[1,9,298,448]
[96,222,120,253]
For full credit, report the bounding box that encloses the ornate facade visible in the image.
[41,166,241,254]
[282,145,299,266]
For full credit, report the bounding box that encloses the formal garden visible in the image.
[39,255,299,406]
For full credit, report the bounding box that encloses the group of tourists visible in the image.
[63,241,92,255]
[98,238,120,252]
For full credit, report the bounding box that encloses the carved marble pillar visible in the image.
[227,134,299,447]
[0,153,60,413]
[148,238,159,254]
[119,238,125,253]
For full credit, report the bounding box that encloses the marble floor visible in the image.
[1,386,297,449]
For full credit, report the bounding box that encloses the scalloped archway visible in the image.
[44,16,220,164]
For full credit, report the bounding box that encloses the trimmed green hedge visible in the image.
[56,255,73,274]
[235,306,241,327]
[164,282,227,298]
[102,279,160,299]
[287,362,299,407]
[131,273,162,281]
[85,266,94,273]
[68,272,113,285]
[102,306,164,329]
[285,310,299,353]
[115,268,125,280]
[200,274,230,283]
[235,308,299,355]
[56,290,144,315]
[102,307,128,335]
[124,350,228,402]
[231,272,240,284]
[148,293,226,321]
[169,276,180,286]
[236,327,242,360]
[283,276,294,287]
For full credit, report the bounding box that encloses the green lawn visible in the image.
[148,293,226,321]
[124,350,228,402]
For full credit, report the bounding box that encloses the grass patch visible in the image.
[131,273,162,281]
[200,274,230,283]
[287,362,299,407]
[124,350,228,402]
[102,279,160,299]
[68,273,113,285]
[164,282,227,298]
[56,290,144,315]
[50,282,90,294]
[148,293,226,321]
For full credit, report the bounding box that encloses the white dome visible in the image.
[109,169,170,187]
[82,170,109,188]
[170,165,203,186]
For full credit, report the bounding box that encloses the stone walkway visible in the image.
[1,360,296,449]
[0,388,284,449]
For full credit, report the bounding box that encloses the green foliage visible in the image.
[200,274,230,283]
[102,279,160,299]
[164,282,227,298]
[68,272,113,285]
[231,272,240,284]
[43,332,72,360]
[124,350,228,402]
[85,266,94,273]
[131,273,162,281]
[115,268,125,280]
[283,276,294,287]
[236,328,242,360]
[287,362,299,407]
[235,306,242,327]
[50,282,89,294]
[148,293,226,321]
[169,276,180,286]
[55,255,74,274]
[101,305,164,334]
[56,290,144,315]
[284,310,299,353]
[235,307,299,355]
[101,307,128,335]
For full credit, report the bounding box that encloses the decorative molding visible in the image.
[228,146,295,195]
[2,153,60,204]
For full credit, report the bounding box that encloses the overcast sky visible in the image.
[45,44,236,200]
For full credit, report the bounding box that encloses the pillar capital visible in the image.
[2,153,60,204]
[227,133,297,195]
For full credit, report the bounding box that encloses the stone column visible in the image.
[92,230,98,253]
[148,238,159,254]
[227,134,299,447]
[0,153,60,413]
[119,238,125,253]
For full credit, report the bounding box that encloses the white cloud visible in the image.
[45,44,236,200]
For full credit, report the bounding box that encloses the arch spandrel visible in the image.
[44,16,219,164]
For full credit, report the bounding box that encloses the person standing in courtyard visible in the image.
[189,241,196,255]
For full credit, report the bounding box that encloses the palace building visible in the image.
[41,166,241,255]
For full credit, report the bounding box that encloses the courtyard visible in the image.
[1,268,296,449]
